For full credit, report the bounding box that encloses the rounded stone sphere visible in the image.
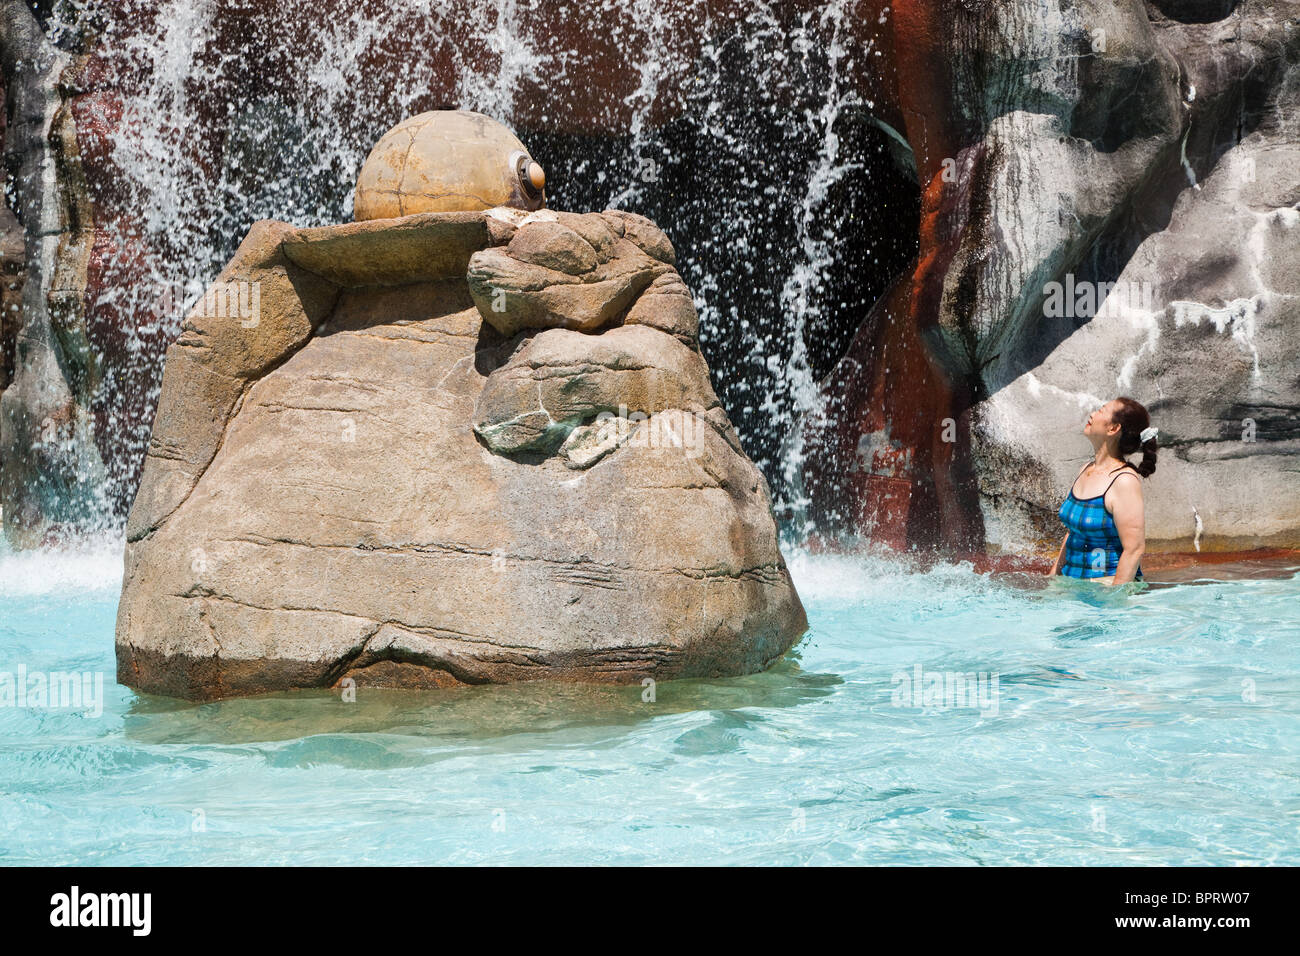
[353,110,547,221]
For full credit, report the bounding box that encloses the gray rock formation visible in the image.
[928,0,1186,386]
[115,207,806,699]
[802,0,1300,556]
[0,0,109,545]
[968,0,1300,554]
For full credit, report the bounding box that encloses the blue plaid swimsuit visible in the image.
[1057,464,1143,580]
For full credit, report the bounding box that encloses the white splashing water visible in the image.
[0,535,125,597]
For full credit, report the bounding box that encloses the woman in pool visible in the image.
[1048,397,1158,585]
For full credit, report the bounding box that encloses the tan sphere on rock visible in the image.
[353,110,546,221]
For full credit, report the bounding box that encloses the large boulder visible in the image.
[115,205,806,700]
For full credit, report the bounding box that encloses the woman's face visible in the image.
[1084,400,1120,439]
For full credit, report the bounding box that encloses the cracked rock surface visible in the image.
[115,207,806,700]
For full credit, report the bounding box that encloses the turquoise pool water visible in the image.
[2,539,1297,865]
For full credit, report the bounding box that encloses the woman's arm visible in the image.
[1047,534,1068,576]
[1107,474,1146,585]
[1049,462,1089,577]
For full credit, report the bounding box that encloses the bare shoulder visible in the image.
[1112,468,1143,490]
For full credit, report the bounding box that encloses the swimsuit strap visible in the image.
[1071,461,1138,500]
[1099,462,1140,498]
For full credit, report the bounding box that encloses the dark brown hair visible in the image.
[1112,396,1157,477]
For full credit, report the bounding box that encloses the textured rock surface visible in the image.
[466,210,673,338]
[116,208,806,699]
[0,203,22,392]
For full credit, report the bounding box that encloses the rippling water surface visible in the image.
[2,541,1297,865]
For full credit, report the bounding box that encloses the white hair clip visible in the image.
[1140,426,1158,443]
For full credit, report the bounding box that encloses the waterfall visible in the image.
[15,0,909,541]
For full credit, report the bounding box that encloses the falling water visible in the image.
[772,3,875,538]
[34,0,919,536]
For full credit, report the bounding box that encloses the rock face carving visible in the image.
[353,110,546,220]
[114,197,807,699]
